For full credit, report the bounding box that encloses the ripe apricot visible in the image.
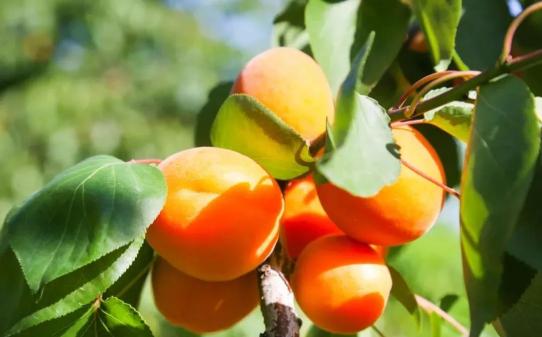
[152,257,259,333]
[146,147,283,281]
[292,235,392,334]
[281,175,342,260]
[232,47,334,141]
[317,126,445,246]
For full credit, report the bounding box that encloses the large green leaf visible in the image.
[455,0,511,70]
[210,94,314,180]
[507,140,542,272]
[305,0,410,94]
[15,297,154,337]
[423,88,474,143]
[6,155,166,292]
[460,76,540,336]
[412,0,462,71]
[316,35,401,197]
[5,237,144,336]
[498,273,542,337]
[273,0,309,50]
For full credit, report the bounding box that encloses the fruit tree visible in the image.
[1,1,542,337]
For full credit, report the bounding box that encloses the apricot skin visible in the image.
[317,126,445,246]
[152,258,259,333]
[292,235,392,334]
[232,47,334,141]
[281,175,343,260]
[146,147,283,281]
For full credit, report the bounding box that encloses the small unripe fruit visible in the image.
[232,47,334,141]
[152,258,258,333]
[147,147,283,281]
[292,235,392,334]
[317,126,445,246]
[281,175,342,260]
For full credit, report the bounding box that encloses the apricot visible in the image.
[317,126,445,246]
[146,147,283,281]
[281,175,342,260]
[152,257,259,333]
[292,235,392,334]
[232,47,334,141]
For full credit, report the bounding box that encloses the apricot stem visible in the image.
[501,1,542,63]
[388,47,542,121]
[258,263,301,337]
[400,158,460,199]
[394,71,456,109]
[415,294,468,336]
[130,158,162,165]
[390,119,426,128]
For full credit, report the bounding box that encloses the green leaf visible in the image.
[316,35,401,197]
[210,94,314,180]
[389,266,421,323]
[412,0,462,71]
[273,0,309,50]
[6,155,166,292]
[507,140,542,272]
[16,297,154,337]
[423,88,474,143]
[5,237,144,336]
[455,0,512,70]
[305,0,410,94]
[498,273,542,337]
[104,241,154,308]
[194,81,233,147]
[460,76,540,336]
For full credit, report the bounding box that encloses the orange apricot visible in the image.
[146,147,283,281]
[317,126,445,246]
[280,175,343,260]
[232,47,334,141]
[292,235,392,334]
[152,257,259,333]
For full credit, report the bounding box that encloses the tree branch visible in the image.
[415,294,468,337]
[257,264,301,337]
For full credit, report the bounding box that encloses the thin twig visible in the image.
[394,71,455,109]
[415,294,468,337]
[257,264,301,337]
[390,119,427,128]
[129,158,162,165]
[405,71,480,118]
[400,158,460,198]
[501,1,542,62]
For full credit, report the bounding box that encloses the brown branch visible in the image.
[415,294,468,337]
[390,119,427,128]
[501,1,542,62]
[257,264,301,337]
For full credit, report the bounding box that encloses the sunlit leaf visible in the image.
[460,76,540,336]
[211,94,314,180]
[412,0,462,71]
[5,237,144,336]
[316,34,401,197]
[305,0,410,94]
[6,155,166,292]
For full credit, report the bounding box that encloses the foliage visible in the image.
[2,0,542,336]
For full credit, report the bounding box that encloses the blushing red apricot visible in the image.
[152,258,259,333]
[146,147,283,281]
[280,175,342,260]
[317,126,445,246]
[232,47,334,141]
[292,235,392,334]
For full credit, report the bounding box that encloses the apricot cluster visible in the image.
[146,47,445,334]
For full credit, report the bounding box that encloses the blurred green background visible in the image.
[0,0,509,336]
